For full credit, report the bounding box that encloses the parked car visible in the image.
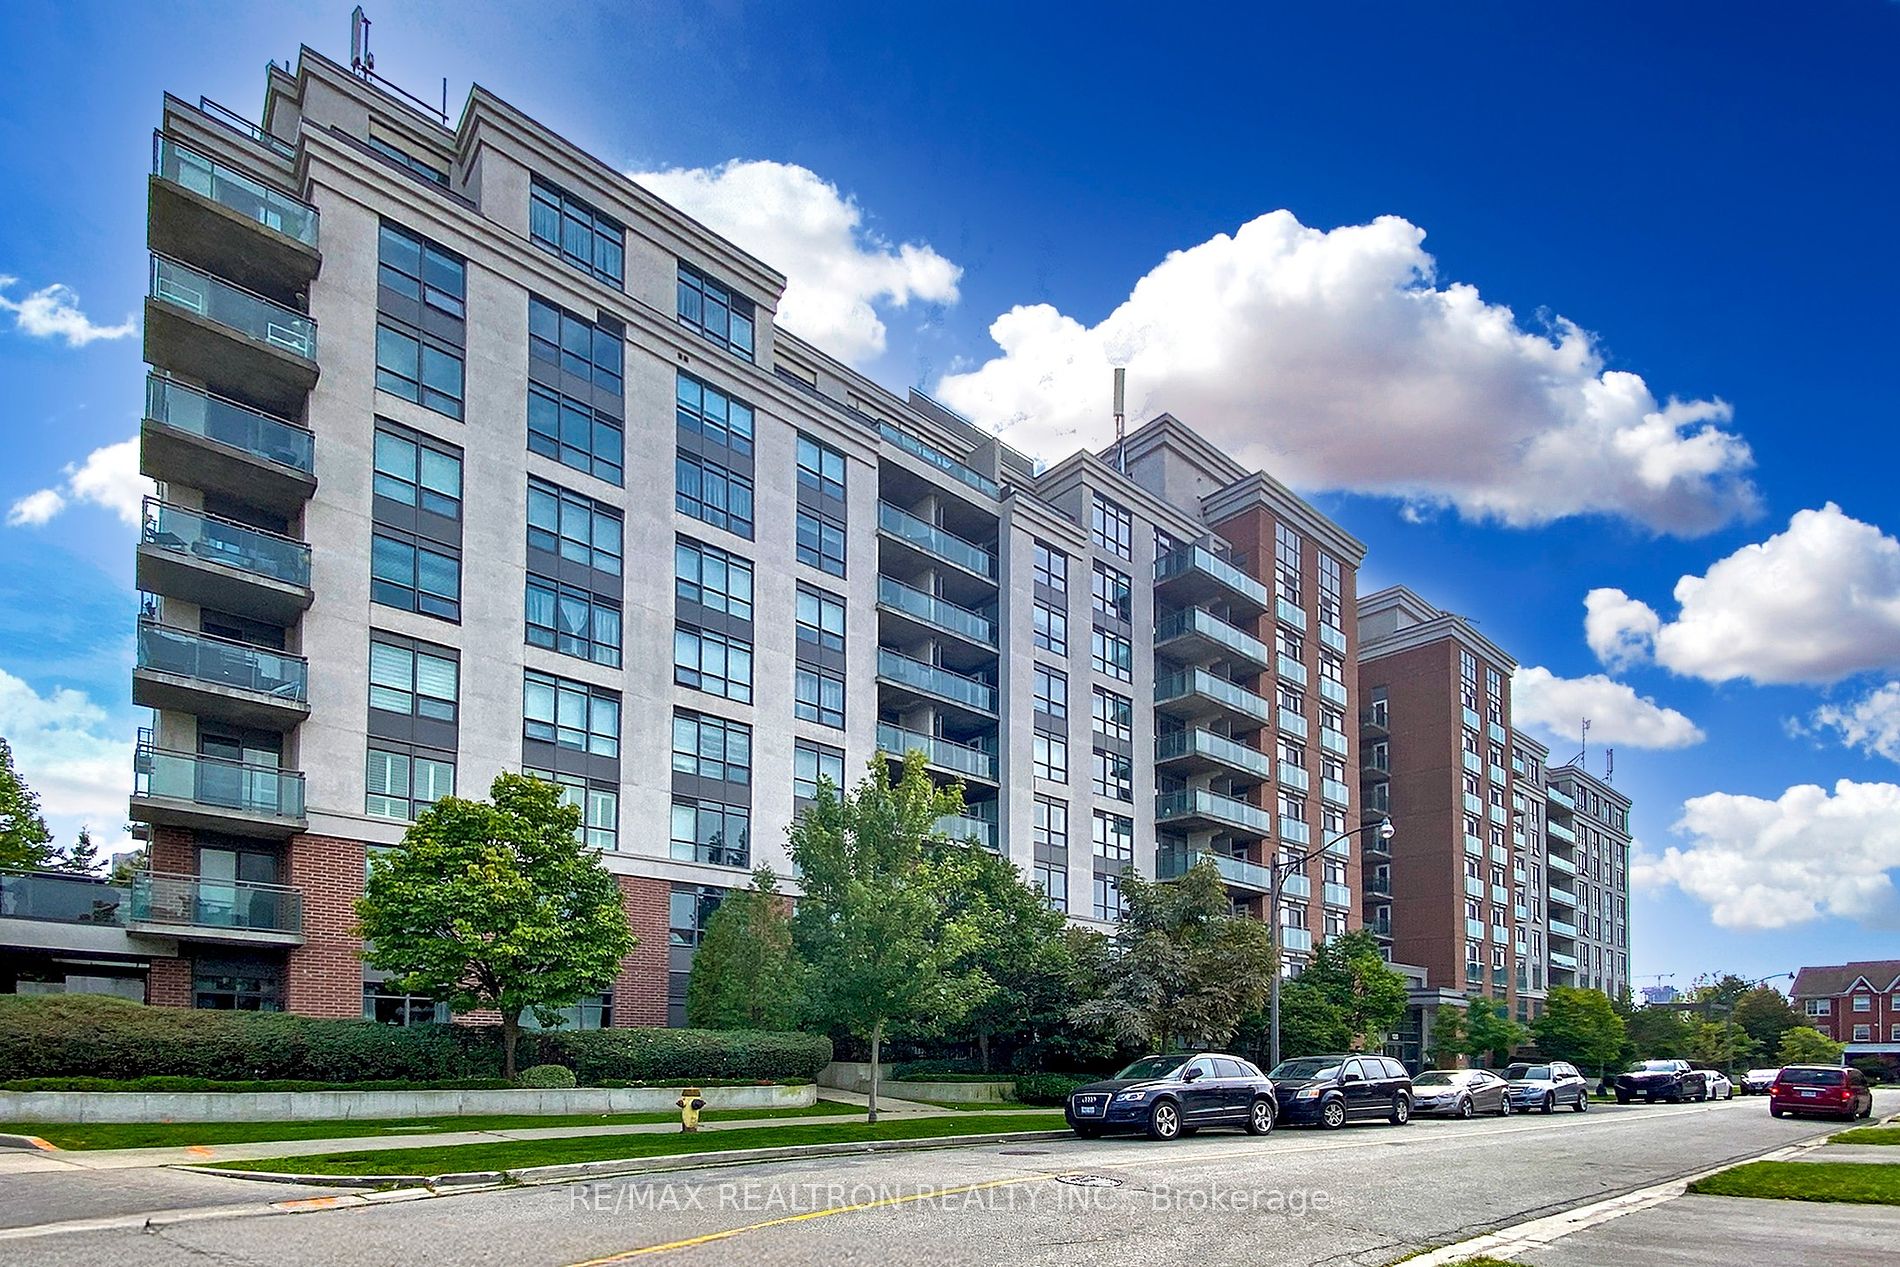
[1268,1054,1414,1128]
[1739,1068,1780,1095]
[1768,1065,1874,1121]
[1504,1060,1591,1113]
[1615,1059,1708,1104]
[1065,1053,1277,1140]
[1697,1069,1735,1100]
[1411,1068,1511,1118]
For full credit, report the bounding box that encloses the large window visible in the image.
[1033,601,1068,656]
[671,798,749,867]
[1091,496,1132,561]
[526,576,622,667]
[1275,523,1303,603]
[796,508,846,576]
[1093,811,1134,862]
[1092,561,1131,622]
[1092,628,1133,682]
[794,739,845,800]
[1033,731,1068,783]
[795,664,845,728]
[796,586,846,653]
[527,299,624,485]
[371,532,459,620]
[1093,748,1133,802]
[376,325,464,421]
[1034,663,1068,718]
[1034,797,1069,853]
[797,435,846,501]
[376,223,466,419]
[1033,540,1068,593]
[529,297,623,397]
[369,638,458,722]
[1092,687,1132,743]
[674,625,754,703]
[675,538,753,620]
[527,767,618,850]
[530,178,625,286]
[672,710,752,784]
[366,744,455,820]
[374,426,462,518]
[677,373,755,456]
[193,958,283,1011]
[523,670,620,757]
[1319,551,1343,629]
[677,451,755,538]
[1036,863,1068,912]
[528,478,622,576]
[1094,874,1124,922]
[530,383,624,486]
[677,262,756,361]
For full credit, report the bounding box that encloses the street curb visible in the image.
[185,1128,1075,1189]
[0,1133,56,1151]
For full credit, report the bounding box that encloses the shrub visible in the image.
[1012,1072,1095,1105]
[527,1028,831,1084]
[891,1058,985,1080]
[517,1063,578,1089]
[0,1076,512,1093]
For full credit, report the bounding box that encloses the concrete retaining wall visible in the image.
[889,1080,1016,1103]
[818,1060,889,1093]
[0,1082,815,1123]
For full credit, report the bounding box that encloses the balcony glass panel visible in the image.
[1548,883,1578,906]
[1281,872,1312,900]
[135,745,305,818]
[1155,607,1269,666]
[155,135,318,245]
[1462,792,1484,815]
[1488,721,1508,745]
[1159,849,1275,893]
[130,870,302,934]
[1546,786,1576,811]
[1465,875,1484,898]
[877,577,994,645]
[1277,653,1308,686]
[1323,881,1352,908]
[1549,917,1578,938]
[1318,621,1346,653]
[1155,788,1273,835]
[1490,764,1509,786]
[1463,750,1483,774]
[1318,677,1347,706]
[1278,761,1310,793]
[137,621,307,702]
[1278,708,1308,740]
[876,502,994,578]
[1280,926,1314,953]
[934,812,998,851]
[151,255,315,357]
[1466,918,1485,940]
[1319,727,1348,756]
[1154,670,1270,724]
[1464,834,1484,856]
[877,723,995,781]
[1491,883,1510,905]
[1154,546,1269,609]
[1462,706,1482,731]
[1547,852,1576,875]
[876,648,994,712]
[147,375,313,474]
[1488,803,1509,825]
[1279,816,1311,845]
[1365,874,1392,898]
[1491,843,1511,865]
[1547,820,1576,844]
[1275,596,1307,629]
[141,499,311,587]
[878,422,998,497]
[1154,729,1270,778]
[1551,950,1579,971]
[0,870,129,924]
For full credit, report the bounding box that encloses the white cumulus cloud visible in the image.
[1512,666,1704,750]
[1806,683,1900,765]
[0,275,136,347]
[933,211,1757,535]
[0,665,134,842]
[7,436,149,529]
[628,159,961,366]
[1585,504,1900,685]
[1634,780,1900,931]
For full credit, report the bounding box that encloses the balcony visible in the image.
[1323,881,1352,908]
[1487,721,1507,745]
[1318,677,1348,707]
[1321,777,1352,808]
[1280,817,1311,845]
[1154,669,1270,728]
[1277,708,1308,740]
[1276,652,1308,686]
[1154,729,1270,783]
[129,871,303,946]
[134,621,308,731]
[1278,761,1310,794]
[1548,882,1579,908]
[1463,750,1483,775]
[1464,833,1484,857]
[1319,727,1348,757]
[1154,546,1269,617]
[1491,842,1510,866]
[1365,873,1392,899]
[1547,851,1577,876]
[1489,803,1509,826]
[1465,874,1484,898]
[1155,788,1273,839]
[142,375,315,514]
[878,422,998,499]
[1490,763,1509,786]
[1491,883,1510,906]
[1281,872,1312,900]
[1547,819,1577,846]
[1158,849,1274,895]
[1275,595,1306,630]
[1280,926,1314,954]
[934,812,998,852]
[1550,949,1579,972]
[1462,706,1482,731]
[130,745,306,837]
[1466,917,1485,941]
[1546,785,1577,813]
[1154,607,1269,673]
[1362,751,1391,780]
[0,869,129,926]
[877,723,996,784]
[1318,622,1346,653]
[146,255,317,417]
[137,499,312,624]
[149,134,320,299]
[876,576,995,649]
[1360,707,1390,738]
[1548,916,1578,940]
[876,502,995,582]
[876,648,995,718]
[1368,914,1392,938]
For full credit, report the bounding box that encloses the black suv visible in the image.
[1269,1054,1414,1128]
[1066,1053,1277,1141]
[1614,1059,1708,1104]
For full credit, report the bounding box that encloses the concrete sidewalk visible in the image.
[1522,1193,1900,1267]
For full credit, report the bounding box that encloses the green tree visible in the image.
[1777,1025,1844,1066]
[1274,976,1351,1058]
[1261,930,1407,1059]
[1427,1001,1467,1070]
[1687,1020,1761,1071]
[1532,986,1627,1078]
[60,827,102,875]
[790,753,976,1122]
[1071,862,1276,1054]
[1464,998,1527,1068]
[686,869,799,1031]
[1730,986,1803,1056]
[0,738,56,869]
[1622,1004,1693,1062]
[357,773,634,1078]
[1689,972,1752,1011]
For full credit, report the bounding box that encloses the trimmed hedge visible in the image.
[891,1058,985,1080]
[0,1076,513,1093]
[517,1063,578,1089]
[1012,1073,1095,1106]
[528,1028,831,1084]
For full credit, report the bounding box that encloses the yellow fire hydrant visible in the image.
[676,1087,706,1133]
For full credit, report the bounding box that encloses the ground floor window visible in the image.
[363,984,449,1026]
[668,885,725,1026]
[522,992,613,1031]
[193,954,284,1010]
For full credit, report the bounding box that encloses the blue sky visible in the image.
[2,2,1896,989]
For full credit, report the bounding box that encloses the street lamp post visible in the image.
[1268,815,1396,1069]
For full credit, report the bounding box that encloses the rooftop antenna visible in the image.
[1112,366,1127,474]
[1604,747,1615,785]
[1575,717,1591,768]
[350,5,374,75]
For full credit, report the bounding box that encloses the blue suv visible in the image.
[1066,1053,1277,1140]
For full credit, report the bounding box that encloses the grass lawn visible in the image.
[222,1111,1068,1177]
[1830,1125,1900,1146]
[1687,1161,1900,1206]
[19,1104,851,1151]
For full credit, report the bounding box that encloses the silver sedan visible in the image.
[1410,1068,1511,1118]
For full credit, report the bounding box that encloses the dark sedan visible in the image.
[1269,1054,1414,1128]
[1066,1053,1277,1141]
[1614,1058,1708,1104]
[1411,1068,1511,1118]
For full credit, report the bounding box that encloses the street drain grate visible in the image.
[1055,1174,1123,1187]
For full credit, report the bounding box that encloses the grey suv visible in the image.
[1504,1060,1590,1113]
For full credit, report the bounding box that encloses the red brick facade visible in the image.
[147,956,192,1007]
[1794,961,1900,1046]
[285,833,367,1019]
[148,825,195,874]
[611,874,671,1028]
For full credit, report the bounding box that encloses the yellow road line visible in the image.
[563,1173,1041,1264]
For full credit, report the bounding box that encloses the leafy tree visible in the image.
[1622,1004,1692,1062]
[1533,986,1626,1078]
[1464,998,1527,1068]
[1689,972,1752,1012]
[790,753,977,1122]
[1274,975,1352,1058]
[1070,862,1276,1054]
[0,738,56,869]
[686,869,799,1031]
[1427,1001,1467,1070]
[1259,930,1407,1059]
[1731,986,1804,1056]
[357,773,634,1078]
[60,827,102,875]
[1687,1020,1761,1071]
[1777,1025,1844,1066]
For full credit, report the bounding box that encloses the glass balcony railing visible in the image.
[1550,950,1579,971]
[1155,788,1274,836]
[151,254,316,358]
[1154,669,1271,724]
[1490,763,1510,786]
[876,647,995,713]
[877,577,995,645]
[877,723,996,781]
[1547,819,1576,845]
[1155,607,1270,667]
[1154,729,1271,778]
[1275,596,1307,630]
[1366,873,1393,898]
[1463,750,1483,774]
[878,422,999,498]
[1158,849,1275,894]
[1546,785,1576,812]
[1466,918,1485,941]
[1318,676,1348,707]
[1319,727,1348,756]
[1321,777,1352,807]
[1548,917,1578,939]
[1465,875,1484,898]
[934,812,998,851]
[1278,761,1310,793]
[1277,653,1308,686]
[1279,926,1314,954]
[0,869,129,925]
[1462,792,1485,816]
[1462,706,1482,731]
[1280,817,1312,845]
[136,620,307,703]
[1280,872,1312,900]
[1323,881,1352,908]
[1278,708,1309,740]
[130,870,302,935]
[154,135,318,246]
[1548,852,1577,875]
[1548,882,1578,907]
[1318,621,1346,653]
[134,745,305,820]
[1464,833,1484,856]
[876,502,995,578]
[1154,546,1270,610]
[1368,915,1392,937]
[1491,883,1510,906]
[146,375,314,474]
[141,499,311,588]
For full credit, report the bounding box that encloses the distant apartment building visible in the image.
[0,47,1371,1018]
[1509,730,1551,1015]
[1543,760,1630,1001]
[1792,959,1900,1077]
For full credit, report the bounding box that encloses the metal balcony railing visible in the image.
[146,374,314,474]
[130,870,302,934]
[150,254,315,357]
[136,620,307,703]
[154,134,318,245]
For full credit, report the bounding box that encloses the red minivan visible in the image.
[1768,1065,1873,1121]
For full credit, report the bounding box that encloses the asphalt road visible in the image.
[3,1092,1891,1266]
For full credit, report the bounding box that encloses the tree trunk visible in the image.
[978,1030,991,1073]
[868,1019,883,1125]
[501,1009,522,1082]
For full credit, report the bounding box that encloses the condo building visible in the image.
[0,48,1371,1020]
[1543,760,1630,1000]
